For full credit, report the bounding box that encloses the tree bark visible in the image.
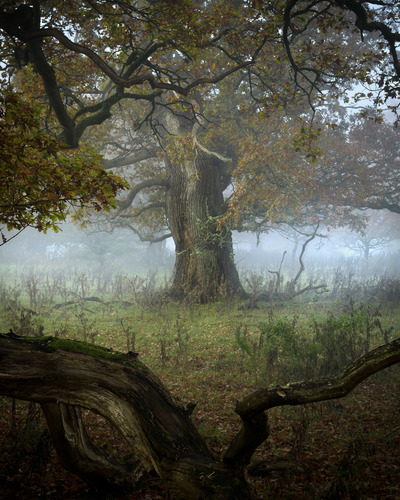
[41,402,139,493]
[0,335,252,499]
[165,151,244,302]
[1,334,398,497]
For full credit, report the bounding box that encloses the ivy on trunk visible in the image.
[165,150,244,302]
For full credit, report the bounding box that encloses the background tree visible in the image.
[340,210,400,260]
[312,110,400,217]
[2,0,400,302]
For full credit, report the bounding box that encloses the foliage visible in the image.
[223,119,323,228]
[312,114,400,218]
[282,0,400,119]
[311,301,384,376]
[0,89,127,244]
[1,1,400,299]
[223,103,400,232]
[2,1,397,233]
[232,298,393,382]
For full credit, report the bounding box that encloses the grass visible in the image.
[1,269,399,386]
[0,265,399,498]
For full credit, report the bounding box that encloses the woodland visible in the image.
[0,0,400,498]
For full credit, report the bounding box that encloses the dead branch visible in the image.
[224,338,400,467]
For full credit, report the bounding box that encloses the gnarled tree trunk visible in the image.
[0,335,251,499]
[166,150,244,302]
[0,334,399,498]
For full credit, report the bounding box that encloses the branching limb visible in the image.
[24,27,254,97]
[129,202,166,219]
[268,251,286,294]
[224,337,400,467]
[236,337,400,416]
[292,222,320,284]
[102,149,160,170]
[283,0,400,103]
[337,0,400,78]
[119,222,171,244]
[115,178,169,214]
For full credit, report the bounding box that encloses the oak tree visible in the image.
[2,1,399,300]
[0,0,270,300]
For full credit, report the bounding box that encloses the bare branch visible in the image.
[115,178,169,213]
[102,149,159,170]
[283,0,400,103]
[224,337,400,467]
[121,223,172,243]
[192,122,232,163]
[292,222,320,283]
[338,0,400,79]
[129,202,166,219]
[236,337,400,416]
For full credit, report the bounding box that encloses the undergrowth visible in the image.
[0,268,399,498]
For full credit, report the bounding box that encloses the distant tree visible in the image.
[341,210,400,260]
[225,102,400,246]
[312,112,400,217]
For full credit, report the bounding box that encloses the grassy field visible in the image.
[0,264,399,498]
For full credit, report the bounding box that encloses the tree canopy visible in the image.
[1,0,400,298]
[0,88,127,245]
[282,0,400,116]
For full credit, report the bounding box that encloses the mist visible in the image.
[1,208,399,297]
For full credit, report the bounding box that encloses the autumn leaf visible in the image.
[0,89,128,245]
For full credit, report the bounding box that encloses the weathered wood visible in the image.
[1,334,399,497]
[41,402,139,492]
[224,338,400,466]
[0,335,252,499]
[53,296,104,308]
[223,411,269,467]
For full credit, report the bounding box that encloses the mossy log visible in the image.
[0,335,251,499]
[0,334,399,497]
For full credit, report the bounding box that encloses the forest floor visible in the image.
[0,368,399,499]
[0,295,399,499]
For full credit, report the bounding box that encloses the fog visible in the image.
[1,208,399,289]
